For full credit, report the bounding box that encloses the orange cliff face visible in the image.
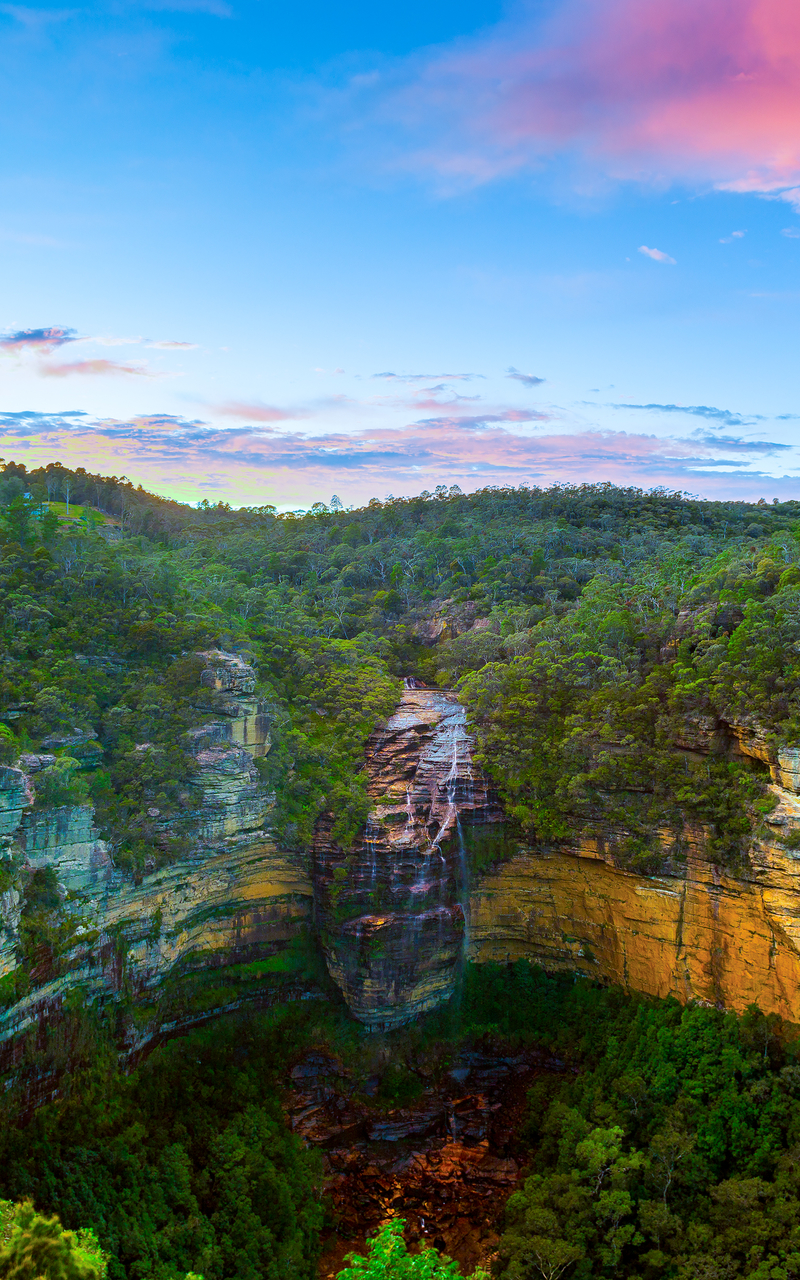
[470,786,800,1022]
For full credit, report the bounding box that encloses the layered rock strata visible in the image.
[0,651,313,1062]
[470,787,800,1023]
[314,685,502,1030]
[196,648,271,757]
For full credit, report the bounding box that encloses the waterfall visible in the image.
[317,681,499,1029]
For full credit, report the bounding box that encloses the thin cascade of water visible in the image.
[456,813,470,958]
[431,720,462,849]
[404,785,415,839]
[364,818,380,895]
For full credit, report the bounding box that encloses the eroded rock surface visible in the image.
[470,788,800,1022]
[0,650,313,1064]
[314,685,501,1030]
[286,1048,556,1278]
[196,648,270,756]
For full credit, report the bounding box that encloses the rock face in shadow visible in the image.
[0,650,314,1069]
[314,685,502,1030]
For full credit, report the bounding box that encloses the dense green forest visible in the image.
[3,457,800,875]
[4,459,800,1279]
[1,968,799,1280]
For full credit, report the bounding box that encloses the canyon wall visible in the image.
[470,772,800,1024]
[469,817,800,1022]
[0,650,314,1065]
[6,657,800,1062]
[314,686,800,1029]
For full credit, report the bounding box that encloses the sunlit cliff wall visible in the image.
[470,742,800,1023]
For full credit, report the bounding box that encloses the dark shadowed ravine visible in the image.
[284,1046,568,1277]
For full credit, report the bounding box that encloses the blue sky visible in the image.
[1,0,800,508]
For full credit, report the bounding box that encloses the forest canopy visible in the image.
[2,460,799,878]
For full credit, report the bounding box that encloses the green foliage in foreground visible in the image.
[336,1220,488,1280]
[0,1199,107,1279]
[0,1011,323,1280]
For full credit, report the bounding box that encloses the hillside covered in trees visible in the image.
[2,457,799,874]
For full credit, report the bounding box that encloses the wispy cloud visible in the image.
[371,371,481,383]
[639,246,676,265]
[0,5,76,28]
[610,402,752,428]
[146,339,199,349]
[506,367,545,387]
[0,327,78,354]
[689,432,789,453]
[40,359,153,378]
[215,401,309,422]
[2,405,795,507]
[138,0,232,15]
[415,408,551,430]
[719,231,746,243]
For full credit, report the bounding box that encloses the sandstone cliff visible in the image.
[0,650,313,1066]
[7,661,800,1065]
[470,786,800,1022]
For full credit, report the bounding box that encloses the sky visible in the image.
[1,0,800,510]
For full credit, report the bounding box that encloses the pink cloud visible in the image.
[215,401,310,422]
[40,358,151,377]
[3,404,792,508]
[384,0,800,198]
[0,326,77,354]
[639,245,676,264]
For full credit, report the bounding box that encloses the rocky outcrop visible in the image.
[0,766,32,838]
[0,651,314,1067]
[17,804,113,895]
[314,685,501,1031]
[186,721,268,842]
[0,833,313,1052]
[667,713,800,794]
[470,787,800,1022]
[412,599,491,646]
[196,649,270,756]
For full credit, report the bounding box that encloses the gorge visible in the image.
[5,647,800,1072]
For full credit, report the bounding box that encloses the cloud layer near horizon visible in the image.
[1,407,795,507]
[372,0,800,200]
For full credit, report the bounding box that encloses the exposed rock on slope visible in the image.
[0,651,313,1063]
[196,648,271,757]
[314,685,501,1030]
[470,788,800,1022]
